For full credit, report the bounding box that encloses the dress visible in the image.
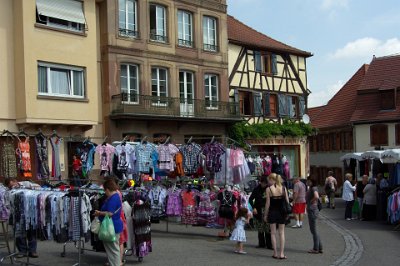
[267,190,286,224]
[230,217,246,242]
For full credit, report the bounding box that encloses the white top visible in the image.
[342,180,356,201]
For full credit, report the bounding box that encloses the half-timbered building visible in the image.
[227,15,313,178]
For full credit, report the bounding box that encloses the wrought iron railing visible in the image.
[111,93,240,120]
[150,34,168,43]
[203,43,219,52]
[178,39,193,47]
[119,28,139,38]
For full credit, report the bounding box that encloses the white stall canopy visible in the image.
[340,152,365,161]
[381,149,400,163]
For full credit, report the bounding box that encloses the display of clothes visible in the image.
[196,190,216,225]
[50,135,62,179]
[166,188,182,216]
[217,189,237,220]
[0,138,17,178]
[201,141,226,173]
[387,189,400,224]
[282,155,290,180]
[115,142,136,178]
[148,185,167,222]
[16,137,32,178]
[157,143,179,172]
[135,143,157,173]
[35,133,50,179]
[0,184,10,220]
[95,143,116,176]
[181,189,197,225]
[79,140,97,177]
[132,198,152,258]
[216,148,251,185]
[179,142,202,175]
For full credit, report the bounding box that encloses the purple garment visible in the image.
[166,189,182,216]
[180,143,202,174]
[201,142,226,173]
[283,161,290,179]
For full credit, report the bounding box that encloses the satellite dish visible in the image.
[302,114,310,124]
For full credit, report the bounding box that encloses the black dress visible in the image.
[268,193,285,225]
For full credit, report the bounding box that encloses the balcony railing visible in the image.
[119,28,139,38]
[111,93,240,121]
[150,34,168,43]
[178,39,193,47]
[203,43,219,52]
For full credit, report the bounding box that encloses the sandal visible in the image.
[279,256,287,259]
[272,255,279,259]
[308,249,319,254]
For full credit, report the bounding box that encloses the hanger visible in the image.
[35,128,47,139]
[1,129,15,139]
[51,130,61,138]
[121,135,129,146]
[102,136,108,146]
[187,136,193,144]
[210,136,215,143]
[141,136,148,144]
[164,136,170,145]
[18,128,29,138]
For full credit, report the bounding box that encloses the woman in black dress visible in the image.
[264,173,289,260]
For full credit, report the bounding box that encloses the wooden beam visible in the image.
[284,54,308,95]
[229,47,246,84]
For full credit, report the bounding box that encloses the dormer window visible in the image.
[380,89,395,110]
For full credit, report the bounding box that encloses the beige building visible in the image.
[227,15,313,179]
[0,0,103,180]
[98,0,240,144]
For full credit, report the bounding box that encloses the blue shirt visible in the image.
[100,193,123,234]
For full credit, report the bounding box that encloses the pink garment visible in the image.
[230,149,245,168]
[283,161,290,179]
[95,144,116,171]
[157,144,179,171]
[197,192,216,225]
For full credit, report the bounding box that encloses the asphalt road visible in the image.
[1,199,398,266]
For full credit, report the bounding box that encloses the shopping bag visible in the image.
[98,215,116,242]
[90,217,101,234]
[352,200,360,214]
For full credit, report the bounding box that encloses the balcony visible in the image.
[110,94,241,122]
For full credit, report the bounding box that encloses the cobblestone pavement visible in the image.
[1,199,398,266]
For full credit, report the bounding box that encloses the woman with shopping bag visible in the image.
[95,178,123,266]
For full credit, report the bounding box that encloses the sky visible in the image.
[227,0,400,108]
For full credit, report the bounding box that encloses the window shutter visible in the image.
[299,96,305,117]
[271,54,278,75]
[288,96,295,118]
[278,94,288,117]
[264,93,270,116]
[254,51,262,72]
[396,124,400,145]
[234,89,240,115]
[253,92,262,116]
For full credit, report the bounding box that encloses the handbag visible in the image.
[98,215,116,242]
[317,199,322,211]
[281,187,292,215]
[90,217,101,234]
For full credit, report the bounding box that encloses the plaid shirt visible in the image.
[135,144,156,173]
[157,144,179,171]
[180,143,202,174]
[201,142,226,173]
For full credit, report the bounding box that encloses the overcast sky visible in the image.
[227,0,400,108]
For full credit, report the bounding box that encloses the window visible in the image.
[380,89,395,110]
[151,68,168,106]
[150,4,167,42]
[36,0,85,33]
[120,64,139,104]
[370,124,388,146]
[290,96,298,118]
[38,63,85,98]
[239,91,252,115]
[203,16,217,52]
[119,0,137,37]
[204,74,218,109]
[254,51,262,72]
[177,10,193,47]
[396,124,400,145]
[179,71,194,104]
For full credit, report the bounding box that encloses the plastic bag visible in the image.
[98,215,116,242]
[90,217,101,234]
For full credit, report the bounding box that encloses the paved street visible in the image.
[0,199,399,266]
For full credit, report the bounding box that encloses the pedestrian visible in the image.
[248,175,272,249]
[356,175,369,219]
[72,155,82,186]
[230,207,250,254]
[342,173,357,220]
[94,178,123,266]
[291,176,306,228]
[362,178,377,221]
[264,173,288,260]
[4,178,40,258]
[324,171,337,209]
[306,176,323,254]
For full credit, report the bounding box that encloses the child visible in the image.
[230,207,249,254]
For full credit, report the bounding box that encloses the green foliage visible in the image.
[228,119,314,146]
